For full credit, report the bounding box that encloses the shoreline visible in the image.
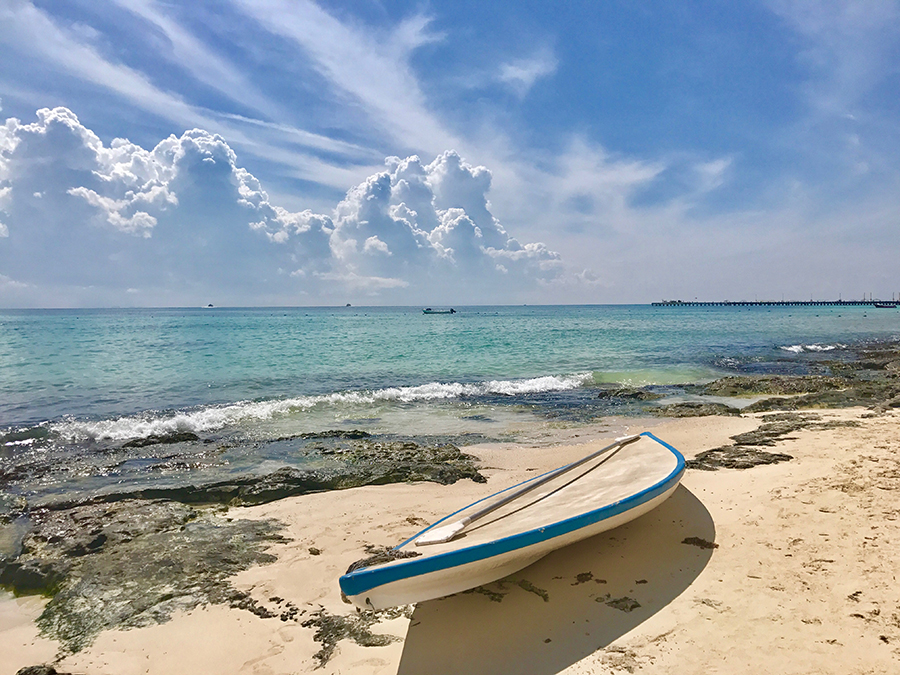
[5,404,900,674]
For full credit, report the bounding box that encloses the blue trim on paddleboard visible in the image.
[339,432,685,599]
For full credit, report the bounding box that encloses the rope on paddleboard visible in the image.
[414,434,641,545]
[464,437,632,534]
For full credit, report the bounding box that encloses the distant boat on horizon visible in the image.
[423,307,456,314]
[874,302,897,309]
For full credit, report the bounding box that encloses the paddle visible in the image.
[414,434,642,546]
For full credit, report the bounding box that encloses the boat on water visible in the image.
[339,432,685,609]
[423,307,456,314]
[874,302,897,309]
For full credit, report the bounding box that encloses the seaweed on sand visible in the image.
[302,605,413,668]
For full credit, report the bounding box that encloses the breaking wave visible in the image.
[51,373,593,443]
[780,343,845,353]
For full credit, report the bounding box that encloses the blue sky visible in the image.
[1,0,898,306]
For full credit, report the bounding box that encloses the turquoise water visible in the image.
[1,304,898,506]
[2,304,899,434]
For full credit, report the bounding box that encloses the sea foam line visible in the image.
[780,343,845,353]
[53,373,593,442]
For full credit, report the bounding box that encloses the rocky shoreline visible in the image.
[3,341,900,662]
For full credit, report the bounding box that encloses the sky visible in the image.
[0,0,899,307]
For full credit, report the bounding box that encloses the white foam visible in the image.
[52,373,594,442]
[780,343,844,353]
[3,438,36,447]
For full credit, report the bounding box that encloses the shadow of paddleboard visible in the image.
[397,485,714,675]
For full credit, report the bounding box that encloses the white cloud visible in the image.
[230,0,458,154]
[313,271,409,291]
[0,273,27,288]
[0,1,213,131]
[110,0,283,121]
[0,1,387,196]
[0,108,563,305]
[767,0,900,115]
[498,48,558,97]
[363,236,391,255]
[694,157,733,193]
[323,150,562,288]
[67,187,158,236]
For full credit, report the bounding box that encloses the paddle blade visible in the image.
[414,520,467,546]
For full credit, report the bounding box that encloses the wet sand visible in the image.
[4,408,900,674]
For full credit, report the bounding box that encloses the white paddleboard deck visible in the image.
[340,432,685,609]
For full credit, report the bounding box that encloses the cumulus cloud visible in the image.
[324,151,561,291]
[0,108,561,305]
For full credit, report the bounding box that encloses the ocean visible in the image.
[2,304,899,508]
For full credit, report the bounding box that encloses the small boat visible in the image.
[423,308,456,314]
[874,302,897,309]
[339,432,685,609]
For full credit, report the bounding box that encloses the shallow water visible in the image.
[1,304,898,506]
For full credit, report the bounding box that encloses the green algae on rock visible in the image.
[0,499,286,654]
[654,402,742,417]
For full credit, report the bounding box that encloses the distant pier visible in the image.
[652,299,892,307]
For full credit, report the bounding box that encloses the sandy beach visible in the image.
[4,406,900,674]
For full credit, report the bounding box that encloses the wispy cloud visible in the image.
[767,0,900,116]
[111,0,282,119]
[0,1,386,192]
[497,48,558,97]
[0,1,212,130]
[229,0,459,154]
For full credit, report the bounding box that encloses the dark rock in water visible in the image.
[741,397,799,413]
[64,441,487,508]
[0,494,29,524]
[596,387,664,401]
[698,347,900,414]
[696,375,848,397]
[743,382,900,412]
[653,402,742,417]
[0,559,68,596]
[0,514,31,560]
[122,431,200,448]
[298,430,371,440]
[461,414,494,422]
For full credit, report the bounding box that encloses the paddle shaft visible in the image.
[420,434,641,544]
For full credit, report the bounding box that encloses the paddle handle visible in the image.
[415,434,641,546]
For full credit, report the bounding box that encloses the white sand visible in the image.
[3,409,899,674]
